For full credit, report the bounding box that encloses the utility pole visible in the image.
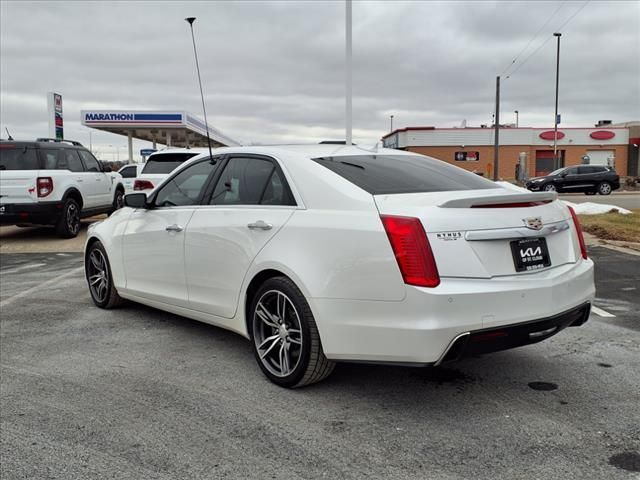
[553,32,562,170]
[493,76,500,181]
[390,115,394,132]
[514,110,519,128]
[345,0,352,146]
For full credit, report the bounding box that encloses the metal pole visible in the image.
[345,0,352,146]
[553,32,561,170]
[515,110,519,128]
[493,76,500,181]
[390,115,394,132]
[128,132,133,162]
[185,17,214,159]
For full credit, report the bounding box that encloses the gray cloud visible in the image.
[1,0,638,160]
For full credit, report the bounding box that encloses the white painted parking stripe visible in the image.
[592,306,616,318]
[0,267,84,308]
[0,263,47,274]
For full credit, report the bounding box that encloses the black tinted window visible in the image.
[155,160,215,207]
[210,157,278,205]
[59,150,84,172]
[565,167,579,175]
[312,154,496,195]
[0,146,39,170]
[120,165,137,178]
[78,150,101,172]
[142,153,198,174]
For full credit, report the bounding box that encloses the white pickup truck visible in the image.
[0,138,125,238]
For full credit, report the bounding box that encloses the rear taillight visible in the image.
[380,215,440,288]
[134,179,154,191]
[567,205,588,260]
[37,177,53,197]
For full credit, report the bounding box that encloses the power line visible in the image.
[505,0,590,81]
[500,1,566,77]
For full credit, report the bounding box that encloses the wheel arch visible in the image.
[62,187,83,209]
[243,268,310,339]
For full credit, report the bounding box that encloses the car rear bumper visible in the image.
[311,258,595,364]
[0,201,64,225]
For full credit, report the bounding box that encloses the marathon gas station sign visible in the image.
[83,111,183,124]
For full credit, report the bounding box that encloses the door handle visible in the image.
[165,224,184,233]
[247,220,272,231]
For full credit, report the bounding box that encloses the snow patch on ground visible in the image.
[562,201,632,215]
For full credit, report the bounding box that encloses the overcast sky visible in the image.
[1,0,639,160]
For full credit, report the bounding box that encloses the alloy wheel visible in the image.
[87,248,109,303]
[544,184,556,192]
[252,290,303,378]
[67,203,80,234]
[599,183,611,195]
[115,191,124,209]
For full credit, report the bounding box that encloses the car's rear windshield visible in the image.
[0,146,40,170]
[141,153,198,174]
[312,154,496,195]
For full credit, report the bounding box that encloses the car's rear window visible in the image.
[312,154,496,195]
[141,153,198,174]
[0,146,40,170]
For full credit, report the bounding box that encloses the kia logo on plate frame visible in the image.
[523,216,543,230]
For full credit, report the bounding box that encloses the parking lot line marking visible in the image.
[592,306,616,318]
[0,267,84,308]
[1,263,47,274]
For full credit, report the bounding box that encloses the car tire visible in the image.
[85,241,124,309]
[111,188,125,213]
[597,182,612,195]
[55,198,81,238]
[249,276,335,388]
[543,183,557,192]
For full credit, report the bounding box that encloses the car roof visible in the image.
[0,139,86,149]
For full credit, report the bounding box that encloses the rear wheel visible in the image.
[597,182,612,195]
[543,183,557,192]
[249,277,334,388]
[56,198,81,238]
[85,241,124,309]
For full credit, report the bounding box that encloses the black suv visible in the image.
[525,165,620,195]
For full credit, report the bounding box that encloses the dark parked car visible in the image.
[525,165,620,195]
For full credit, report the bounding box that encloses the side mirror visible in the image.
[124,193,149,209]
[560,172,567,178]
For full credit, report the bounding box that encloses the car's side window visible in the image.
[78,150,101,172]
[210,157,281,206]
[62,150,85,172]
[261,168,295,206]
[154,160,216,208]
[565,167,579,175]
[120,165,137,178]
[41,149,61,169]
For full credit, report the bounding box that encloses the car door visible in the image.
[559,166,580,190]
[185,155,297,318]
[122,159,218,308]
[78,150,112,207]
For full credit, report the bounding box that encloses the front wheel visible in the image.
[56,198,81,238]
[112,189,124,212]
[85,241,124,309]
[249,277,335,388]
[543,183,557,192]
[598,182,612,195]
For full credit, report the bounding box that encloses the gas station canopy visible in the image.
[81,110,239,159]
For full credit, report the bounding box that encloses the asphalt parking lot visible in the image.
[1,244,639,480]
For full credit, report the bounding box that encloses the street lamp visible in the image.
[514,110,519,128]
[553,32,562,170]
[390,115,394,132]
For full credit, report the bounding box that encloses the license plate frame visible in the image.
[510,237,551,272]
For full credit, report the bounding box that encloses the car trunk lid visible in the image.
[375,188,580,279]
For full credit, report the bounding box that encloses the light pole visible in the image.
[390,115,394,132]
[553,32,562,170]
[514,110,519,128]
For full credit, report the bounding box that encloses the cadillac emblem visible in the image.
[523,216,543,230]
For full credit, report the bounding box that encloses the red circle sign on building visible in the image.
[539,130,565,140]
[590,130,615,140]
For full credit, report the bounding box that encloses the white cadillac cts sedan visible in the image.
[85,145,595,388]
